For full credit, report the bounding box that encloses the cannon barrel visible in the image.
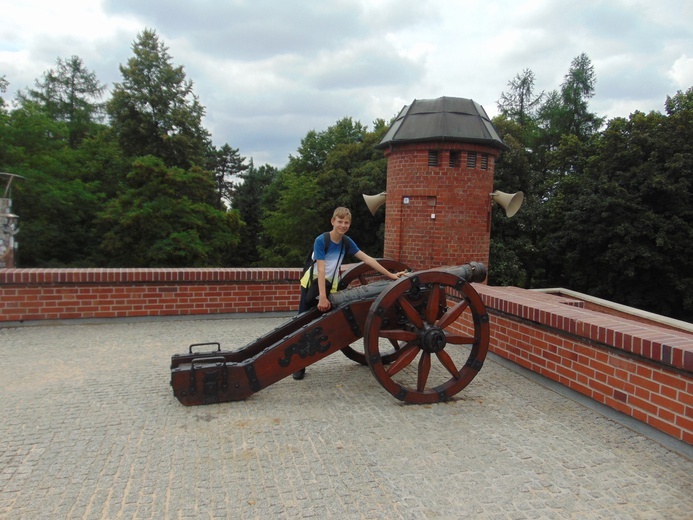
[329,261,486,308]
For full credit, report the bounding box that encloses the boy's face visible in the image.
[331,216,351,236]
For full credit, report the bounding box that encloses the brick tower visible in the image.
[376,97,508,271]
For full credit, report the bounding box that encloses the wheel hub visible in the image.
[421,327,446,353]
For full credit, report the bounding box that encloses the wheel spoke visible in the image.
[437,298,469,329]
[436,350,460,379]
[425,284,441,324]
[388,339,403,351]
[379,329,418,343]
[397,296,424,329]
[386,345,420,376]
[444,332,475,345]
[417,352,431,391]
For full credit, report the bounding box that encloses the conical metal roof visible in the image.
[377,96,508,150]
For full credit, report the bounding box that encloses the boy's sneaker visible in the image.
[292,368,306,380]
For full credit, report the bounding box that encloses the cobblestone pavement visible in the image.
[1,315,691,520]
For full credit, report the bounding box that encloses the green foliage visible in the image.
[230,161,277,266]
[12,169,103,266]
[259,117,388,266]
[0,75,8,108]
[537,53,603,149]
[208,143,249,209]
[107,29,210,169]
[260,170,322,266]
[497,68,544,129]
[18,56,106,148]
[2,32,238,268]
[545,90,693,320]
[97,156,241,267]
[492,57,692,321]
[490,117,540,287]
[3,100,113,267]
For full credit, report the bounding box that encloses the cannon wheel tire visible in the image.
[338,259,411,365]
[364,270,490,404]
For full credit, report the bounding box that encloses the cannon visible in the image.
[170,261,490,405]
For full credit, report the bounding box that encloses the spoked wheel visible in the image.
[339,259,411,365]
[364,270,490,404]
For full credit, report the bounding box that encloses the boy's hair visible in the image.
[332,207,352,221]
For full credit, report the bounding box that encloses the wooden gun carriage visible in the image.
[170,261,490,405]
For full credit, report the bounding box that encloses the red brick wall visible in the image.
[462,285,693,444]
[383,142,499,270]
[0,268,301,321]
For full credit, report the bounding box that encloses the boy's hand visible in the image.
[317,295,331,312]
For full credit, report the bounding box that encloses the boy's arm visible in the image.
[354,251,403,280]
[316,259,331,311]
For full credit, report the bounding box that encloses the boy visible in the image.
[294,207,402,379]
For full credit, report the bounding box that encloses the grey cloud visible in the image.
[300,48,424,90]
[102,0,437,60]
[8,0,687,168]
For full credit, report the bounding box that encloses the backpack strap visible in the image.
[330,235,347,291]
[301,232,333,288]
[322,232,331,255]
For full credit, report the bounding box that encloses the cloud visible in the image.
[668,54,693,89]
[102,0,436,60]
[2,0,692,167]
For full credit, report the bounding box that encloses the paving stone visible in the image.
[0,316,691,519]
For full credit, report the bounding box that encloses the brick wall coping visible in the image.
[475,285,693,374]
[532,287,693,334]
[0,267,301,284]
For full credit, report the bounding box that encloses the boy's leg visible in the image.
[293,285,312,379]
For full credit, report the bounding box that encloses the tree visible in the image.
[287,117,368,173]
[543,90,693,320]
[12,169,103,267]
[1,66,108,267]
[489,116,539,287]
[492,70,545,287]
[0,75,8,107]
[497,69,544,129]
[18,56,106,148]
[208,143,249,209]
[537,53,603,149]
[97,156,241,267]
[107,29,210,169]
[260,117,388,266]
[230,161,277,266]
[491,55,604,288]
[559,53,603,139]
[0,75,10,163]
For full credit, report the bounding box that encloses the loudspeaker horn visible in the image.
[490,190,524,217]
[363,192,386,215]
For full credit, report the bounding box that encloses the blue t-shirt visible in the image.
[312,234,360,285]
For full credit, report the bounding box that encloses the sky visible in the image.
[1,0,692,168]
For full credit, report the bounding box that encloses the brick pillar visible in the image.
[383,142,500,271]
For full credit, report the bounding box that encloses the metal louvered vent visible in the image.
[449,151,460,167]
[466,152,477,169]
[481,154,489,170]
[428,150,439,166]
